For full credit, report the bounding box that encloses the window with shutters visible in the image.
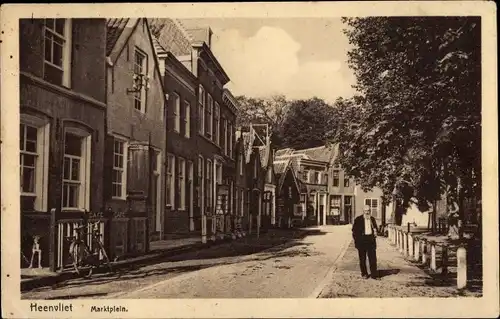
[198,86,205,134]
[43,19,71,87]
[178,157,186,210]
[112,138,128,199]
[166,154,175,208]
[364,198,379,217]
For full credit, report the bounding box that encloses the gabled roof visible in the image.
[152,35,168,57]
[275,144,337,166]
[273,158,303,194]
[292,145,337,163]
[275,148,294,157]
[106,18,130,56]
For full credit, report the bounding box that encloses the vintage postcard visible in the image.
[1,1,498,318]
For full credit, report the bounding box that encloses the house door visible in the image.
[319,194,325,225]
[151,151,161,235]
[344,196,353,224]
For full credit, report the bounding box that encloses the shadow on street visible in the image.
[33,227,334,295]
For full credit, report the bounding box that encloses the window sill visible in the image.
[21,193,37,197]
[112,196,127,201]
[61,208,86,212]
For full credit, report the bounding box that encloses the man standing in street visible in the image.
[352,205,379,279]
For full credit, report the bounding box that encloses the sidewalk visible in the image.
[21,227,309,293]
[318,237,482,298]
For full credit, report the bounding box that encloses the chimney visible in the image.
[207,27,213,48]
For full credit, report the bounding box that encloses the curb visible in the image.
[310,235,353,298]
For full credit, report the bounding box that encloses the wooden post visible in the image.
[49,208,57,272]
[402,231,407,255]
[408,233,414,258]
[441,244,449,275]
[422,238,428,265]
[430,241,437,271]
[414,236,420,261]
[201,214,207,244]
[457,245,467,289]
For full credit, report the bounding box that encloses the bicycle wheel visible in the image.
[96,242,113,273]
[69,241,83,275]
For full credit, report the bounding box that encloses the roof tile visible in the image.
[106,18,130,56]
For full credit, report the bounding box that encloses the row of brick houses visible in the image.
[19,17,387,272]
[19,17,280,271]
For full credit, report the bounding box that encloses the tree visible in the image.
[281,97,338,150]
[235,94,290,148]
[331,17,481,228]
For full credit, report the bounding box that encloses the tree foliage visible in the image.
[331,17,481,225]
[281,97,338,149]
[236,95,338,150]
[235,94,290,147]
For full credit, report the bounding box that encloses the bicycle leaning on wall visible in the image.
[66,220,113,278]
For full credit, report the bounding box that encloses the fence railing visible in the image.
[387,224,471,290]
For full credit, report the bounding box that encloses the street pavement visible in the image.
[319,236,483,298]
[22,225,352,299]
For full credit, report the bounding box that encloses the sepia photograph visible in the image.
[1,2,498,318]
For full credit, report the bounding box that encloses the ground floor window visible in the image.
[62,130,91,210]
[365,198,379,218]
[20,115,50,211]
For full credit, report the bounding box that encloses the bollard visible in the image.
[408,233,414,258]
[457,245,467,289]
[421,238,428,265]
[402,231,407,255]
[430,241,437,271]
[441,244,449,275]
[399,231,404,253]
[414,236,420,261]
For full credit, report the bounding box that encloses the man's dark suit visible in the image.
[352,215,378,278]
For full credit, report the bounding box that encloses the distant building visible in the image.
[275,144,385,226]
[273,158,303,228]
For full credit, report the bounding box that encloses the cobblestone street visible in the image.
[22,226,352,299]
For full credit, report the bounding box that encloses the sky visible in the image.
[181,18,357,103]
